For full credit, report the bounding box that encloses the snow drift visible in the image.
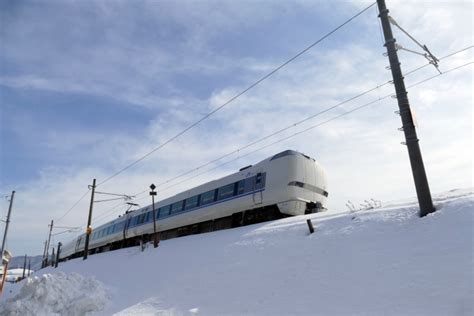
[1,273,107,315]
[1,188,472,315]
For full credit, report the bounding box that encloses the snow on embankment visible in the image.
[2,188,473,315]
[0,273,108,315]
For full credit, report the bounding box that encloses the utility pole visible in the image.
[22,254,27,279]
[377,0,435,217]
[51,248,55,267]
[28,259,31,276]
[55,242,62,268]
[83,179,96,260]
[44,220,54,267]
[41,240,47,268]
[0,190,15,257]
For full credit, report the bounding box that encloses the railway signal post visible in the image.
[377,0,435,217]
[150,184,159,248]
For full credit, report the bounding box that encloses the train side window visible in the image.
[159,205,170,218]
[171,201,184,214]
[218,183,235,200]
[256,172,262,184]
[237,180,245,195]
[115,221,124,231]
[185,195,199,210]
[200,190,215,206]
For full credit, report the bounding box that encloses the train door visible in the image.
[252,170,263,205]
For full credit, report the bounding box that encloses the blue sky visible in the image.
[0,0,472,256]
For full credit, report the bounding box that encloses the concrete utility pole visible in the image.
[55,242,62,268]
[83,179,96,260]
[51,248,55,267]
[22,254,27,278]
[44,220,54,267]
[41,240,48,268]
[0,190,15,257]
[28,259,31,276]
[377,0,435,217]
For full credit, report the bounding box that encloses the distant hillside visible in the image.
[7,255,43,272]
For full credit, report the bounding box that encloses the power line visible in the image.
[96,2,377,187]
[93,200,126,222]
[98,61,472,223]
[128,46,472,198]
[52,228,80,237]
[55,189,90,223]
[407,61,473,88]
[159,61,472,193]
[54,44,472,225]
[404,45,473,76]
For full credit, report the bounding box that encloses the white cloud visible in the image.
[0,0,472,255]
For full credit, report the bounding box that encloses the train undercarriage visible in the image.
[64,201,320,261]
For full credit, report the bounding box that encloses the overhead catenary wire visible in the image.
[153,61,473,194]
[52,227,81,236]
[98,60,472,223]
[95,2,377,188]
[128,46,472,199]
[55,189,90,223]
[404,45,473,76]
[93,200,129,223]
[53,42,472,225]
[131,81,391,198]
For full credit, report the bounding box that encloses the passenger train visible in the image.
[59,150,328,260]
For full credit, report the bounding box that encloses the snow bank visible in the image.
[0,272,108,316]
[2,188,472,315]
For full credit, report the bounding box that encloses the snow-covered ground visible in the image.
[1,188,473,315]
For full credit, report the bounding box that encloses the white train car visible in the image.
[60,150,328,260]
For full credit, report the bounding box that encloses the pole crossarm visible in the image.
[388,15,441,73]
[93,191,135,204]
[95,191,134,198]
[94,197,131,203]
[53,226,80,229]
